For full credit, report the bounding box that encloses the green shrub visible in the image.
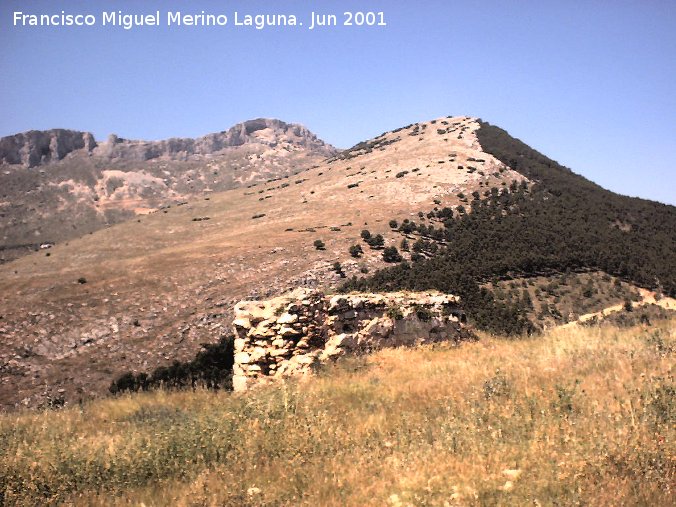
[349,244,363,258]
[386,305,404,320]
[333,262,345,277]
[366,234,384,249]
[382,246,403,263]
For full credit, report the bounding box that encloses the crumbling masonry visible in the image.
[232,288,470,391]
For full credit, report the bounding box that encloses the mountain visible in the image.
[345,120,676,333]
[0,119,336,262]
[0,115,674,409]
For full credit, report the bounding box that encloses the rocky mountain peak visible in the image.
[0,119,336,167]
[0,129,97,168]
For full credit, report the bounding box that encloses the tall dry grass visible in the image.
[1,321,673,506]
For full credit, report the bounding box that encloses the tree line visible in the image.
[342,122,676,335]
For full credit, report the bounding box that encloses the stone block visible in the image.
[234,352,250,364]
[232,375,248,392]
[277,312,298,324]
[233,317,252,329]
[279,325,300,337]
[250,347,267,362]
[295,354,316,365]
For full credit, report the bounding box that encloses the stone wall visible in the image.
[232,289,470,391]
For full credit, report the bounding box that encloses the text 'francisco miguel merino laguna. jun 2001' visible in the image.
[12,10,388,31]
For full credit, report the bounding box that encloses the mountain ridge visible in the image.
[0,117,337,262]
[0,114,673,409]
[0,118,335,168]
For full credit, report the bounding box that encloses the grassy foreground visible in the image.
[1,321,674,506]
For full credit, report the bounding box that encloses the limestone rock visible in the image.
[231,289,470,392]
[362,316,394,338]
[234,352,250,364]
[232,375,248,391]
[277,313,298,324]
[320,334,348,360]
[0,129,96,167]
[294,354,316,365]
[233,317,252,329]
[278,325,299,337]
[249,347,267,362]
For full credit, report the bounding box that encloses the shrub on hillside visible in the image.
[333,262,345,277]
[365,234,384,249]
[382,246,403,263]
[349,244,363,258]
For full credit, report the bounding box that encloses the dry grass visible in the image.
[1,320,674,506]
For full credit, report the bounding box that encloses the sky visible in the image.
[1,0,675,205]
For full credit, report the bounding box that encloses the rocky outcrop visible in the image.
[0,129,96,167]
[94,118,335,161]
[0,119,336,167]
[0,118,336,265]
[232,289,471,391]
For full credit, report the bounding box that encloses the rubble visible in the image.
[232,288,471,391]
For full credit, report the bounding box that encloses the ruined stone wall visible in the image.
[232,289,469,391]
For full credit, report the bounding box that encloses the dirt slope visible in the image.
[0,119,335,262]
[0,116,528,408]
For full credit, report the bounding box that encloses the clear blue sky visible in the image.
[2,0,675,204]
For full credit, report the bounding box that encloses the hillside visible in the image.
[0,115,674,409]
[1,320,673,505]
[344,121,676,333]
[0,119,335,262]
[0,116,524,408]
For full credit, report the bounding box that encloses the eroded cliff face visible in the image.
[0,118,336,263]
[0,129,96,167]
[0,119,335,167]
[231,289,472,391]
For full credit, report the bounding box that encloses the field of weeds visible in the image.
[1,320,673,506]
